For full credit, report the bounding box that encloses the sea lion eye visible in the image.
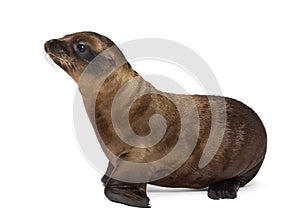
[76,42,86,53]
[73,42,97,62]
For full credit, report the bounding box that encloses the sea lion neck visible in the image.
[79,63,145,118]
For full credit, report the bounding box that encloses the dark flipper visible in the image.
[104,178,150,208]
[208,179,240,200]
[235,160,264,187]
[101,162,114,185]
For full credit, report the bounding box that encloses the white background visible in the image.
[1,0,299,219]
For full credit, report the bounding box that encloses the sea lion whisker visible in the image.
[43,50,60,70]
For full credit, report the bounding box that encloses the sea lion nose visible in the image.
[44,39,59,53]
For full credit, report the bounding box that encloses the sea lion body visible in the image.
[151,96,266,189]
[44,32,267,207]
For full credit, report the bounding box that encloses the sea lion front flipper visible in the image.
[208,179,240,200]
[103,149,153,207]
[101,162,114,185]
[104,178,150,208]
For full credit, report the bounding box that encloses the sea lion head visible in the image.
[44,32,126,82]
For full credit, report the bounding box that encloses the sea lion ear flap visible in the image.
[102,45,128,68]
[96,46,126,69]
[95,52,116,69]
[104,53,116,67]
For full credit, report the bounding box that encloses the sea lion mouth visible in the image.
[44,40,68,61]
[44,40,77,75]
[47,52,75,73]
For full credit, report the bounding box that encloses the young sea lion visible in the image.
[44,32,267,208]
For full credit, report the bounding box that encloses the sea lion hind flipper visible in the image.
[208,179,240,200]
[104,178,150,208]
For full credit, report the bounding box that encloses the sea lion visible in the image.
[44,32,267,208]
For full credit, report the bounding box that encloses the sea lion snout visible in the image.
[44,39,57,53]
[44,39,70,58]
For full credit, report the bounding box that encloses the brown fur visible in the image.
[45,32,267,207]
